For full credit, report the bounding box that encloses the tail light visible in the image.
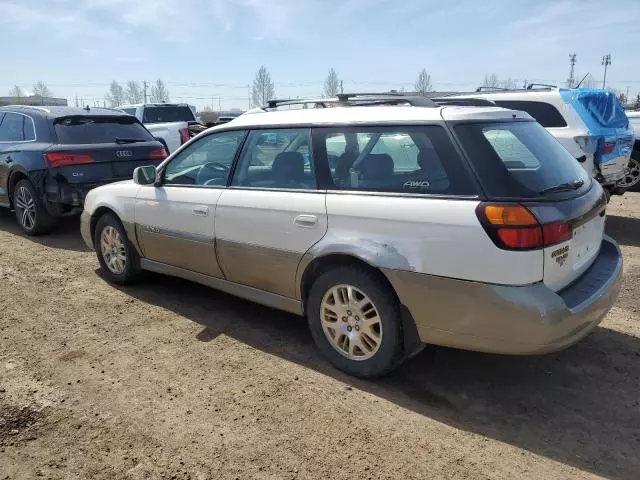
[476,203,572,251]
[179,128,190,145]
[45,152,95,168]
[149,148,168,160]
[601,141,616,155]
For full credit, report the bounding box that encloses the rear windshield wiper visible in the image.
[115,137,147,144]
[540,178,585,195]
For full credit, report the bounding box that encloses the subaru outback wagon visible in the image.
[80,95,623,378]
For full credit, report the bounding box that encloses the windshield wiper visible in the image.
[540,178,585,195]
[115,137,147,144]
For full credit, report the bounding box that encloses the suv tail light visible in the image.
[45,152,95,168]
[179,128,190,145]
[601,140,616,155]
[476,203,572,251]
[149,148,168,160]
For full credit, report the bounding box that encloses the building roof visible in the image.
[214,105,532,130]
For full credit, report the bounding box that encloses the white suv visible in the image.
[80,96,623,378]
[445,87,635,196]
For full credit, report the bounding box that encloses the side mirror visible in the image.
[133,165,158,185]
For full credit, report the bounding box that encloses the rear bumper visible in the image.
[44,178,108,216]
[383,236,623,355]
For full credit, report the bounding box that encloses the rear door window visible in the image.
[54,116,155,144]
[494,101,567,128]
[455,120,591,199]
[142,106,195,123]
[315,126,475,195]
[0,113,26,142]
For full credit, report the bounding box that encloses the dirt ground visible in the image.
[0,194,639,480]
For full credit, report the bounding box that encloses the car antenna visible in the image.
[84,105,91,111]
[574,73,590,89]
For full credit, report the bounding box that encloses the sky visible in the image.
[1,0,640,110]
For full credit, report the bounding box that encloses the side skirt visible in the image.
[140,258,304,316]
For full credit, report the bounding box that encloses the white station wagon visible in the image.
[81,94,623,378]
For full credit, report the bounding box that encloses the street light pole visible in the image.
[601,54,611,89]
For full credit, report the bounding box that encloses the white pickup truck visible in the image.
[119,103,202,154]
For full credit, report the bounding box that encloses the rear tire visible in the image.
[619,153,640,192]
[12,179,55,236]
[94,213,141,285]
[307,266,404,378]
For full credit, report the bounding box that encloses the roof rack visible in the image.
[525,83,557,90]
[431,97,496,107]
[262,93,437,111]
[475,86,510,92]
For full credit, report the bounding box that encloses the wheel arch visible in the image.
[298,252,422,357]
[7,169,30,207]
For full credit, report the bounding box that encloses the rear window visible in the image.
[54,116,155,144]
[455,121,590,199]
[316,125,476,195]
[142,106,195,124]
[493,101,567,128]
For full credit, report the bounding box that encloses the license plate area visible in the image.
[572,219,600,270]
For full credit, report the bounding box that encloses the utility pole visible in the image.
[218,96,222,111]
[601,54,611,89]
[340,80,344,94]
[626,86,630,102]
[523,79,528,89]
[567,53,577,88]
[143,81,148,103]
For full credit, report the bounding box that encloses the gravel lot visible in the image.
[1,193,639,480]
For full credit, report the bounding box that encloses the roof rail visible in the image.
[526,83,557,90]
[475,86,510,92]
[432,97,497,107]
[265,98,332,109]
[1,105,51,113]
[335,92,437,107]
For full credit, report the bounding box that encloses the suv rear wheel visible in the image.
[307,266,403,378]
[94,213,141,284]
[618,153,640,192]
[13,179,55,236]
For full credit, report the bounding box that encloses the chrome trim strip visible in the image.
[140,258,304,316]
[140,225,213,244]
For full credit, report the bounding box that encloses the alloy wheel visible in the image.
[100,226,127,274]
[14,186,36,231]
[617,157,640,189]
[320,284,383,361]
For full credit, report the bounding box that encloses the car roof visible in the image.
[0,105,130,119]
[448,88,565,102]
[212,105,533,130]
[119,103,192,108]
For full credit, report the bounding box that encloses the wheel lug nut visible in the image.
[347,310,352,316]
[342,317,347,322]
[355,325,359,331]
[347,326,352,332]
[355,316,359,321]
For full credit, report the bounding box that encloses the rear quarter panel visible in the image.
[84,181,141,229]
[315,194,543,285]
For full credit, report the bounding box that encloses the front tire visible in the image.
[13,179,55,236]
[307,266,404,378]
[94,213,141,285]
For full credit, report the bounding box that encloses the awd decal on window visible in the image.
[403,180,430,189]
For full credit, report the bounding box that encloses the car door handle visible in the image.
[294,214,317,228]
[192,205,209,216]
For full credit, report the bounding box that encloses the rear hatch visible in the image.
[49,115,167,184]
[454,119,606,291]
[560,89,634,178]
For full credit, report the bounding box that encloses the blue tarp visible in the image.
[559,88,634,165]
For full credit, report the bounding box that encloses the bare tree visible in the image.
[33,81,52,97]
[125,81,144,104]
[635,93,640,109]
[105,81,125,107]
[8,86,23,100]
[500,78,518,89]
[323,68,340,97]
[251,66,275,107]
[150,79,170,103]
[482,74,500,89]
[414,69,433,95]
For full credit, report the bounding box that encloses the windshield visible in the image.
[54,116,155,144]
[142,106,195,124]
[455,120,591,199]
